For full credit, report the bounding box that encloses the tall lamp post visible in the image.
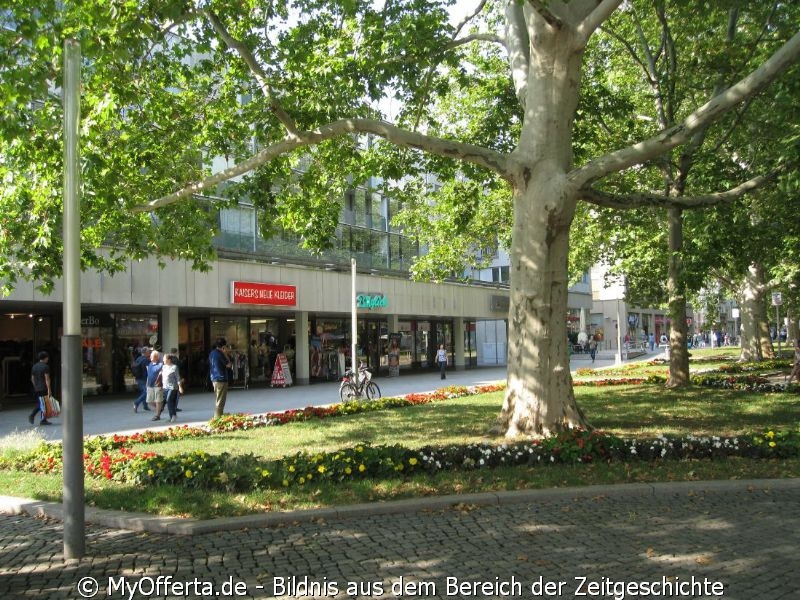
[62,38,85,559]
[351,258,357,369]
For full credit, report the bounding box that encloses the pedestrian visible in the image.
[209,337,232,418]
[131,347,151,412]
[648,332,655,352]
[145,350,164,421]
[588,336,598,363]
[170,347,184,412]
[28,351,53,426]
[435,344,447,379]
[162,354,184,423]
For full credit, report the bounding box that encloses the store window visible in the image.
[211,315,248,387]
[115,313,159,394]
[80,313,117,395]
[310,318,351,381]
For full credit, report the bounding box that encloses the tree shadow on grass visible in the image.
[577,384,798,436]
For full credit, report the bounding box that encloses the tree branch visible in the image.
[203,9,299,136]
[569,29,800,189]
[505,0,530,107]
[136,119,510,211]
[581,168,783,210]
[446,32,505,49]
[576,0,624,45]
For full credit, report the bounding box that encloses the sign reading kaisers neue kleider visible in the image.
[231,281,297,306]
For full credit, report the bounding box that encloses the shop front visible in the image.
[0,309,160,402]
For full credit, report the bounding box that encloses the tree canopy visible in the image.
[2,0,798,435]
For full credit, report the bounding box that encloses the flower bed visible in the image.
[2,379,797,494]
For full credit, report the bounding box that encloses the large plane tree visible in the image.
[2,1,798,437]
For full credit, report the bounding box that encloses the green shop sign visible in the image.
[357,293,388,310]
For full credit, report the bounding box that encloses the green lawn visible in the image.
[1,377,798,519]
[129,385,796,457]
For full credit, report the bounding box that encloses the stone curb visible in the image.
[2,478,797,536]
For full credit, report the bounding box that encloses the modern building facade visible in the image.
[589,265,668,353]
[0,251,512,401]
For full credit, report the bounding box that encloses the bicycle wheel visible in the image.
[340,382,358,402]
[365,381,381,400]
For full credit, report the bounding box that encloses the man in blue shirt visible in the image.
[132,347,151,412]
[209,337,231,418]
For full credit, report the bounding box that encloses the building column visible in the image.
[388,314,400,336]
[580,307,588,334]
[453,317,465,371]
[162,306,179,354]
[295,310,309,385]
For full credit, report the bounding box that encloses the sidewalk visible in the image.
[0,352,646,443]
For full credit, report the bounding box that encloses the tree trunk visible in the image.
[493,18,588,438]
[738,264,773,361]
[739,268,762,361]
[666,207,690,387]
[495,181,588,438]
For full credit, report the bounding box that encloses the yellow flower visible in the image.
[766,431,775,439]
[769,441,776,448]
[282,479,289,487]
[147,469,154,476]
[288,465,295,472]
[358,464,366,472]
[261,469,270,477]
[298,477,306,485]
[185,470,193,478]
[409,457,418,466]
[344,467,352,475]
[317,465,326,474]
[307,473,313,480]
[356,446,364,453]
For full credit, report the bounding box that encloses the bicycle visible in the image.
[339,362,381,401]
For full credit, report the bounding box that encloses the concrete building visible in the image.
[589,264,668,356]
[0,185,513,402]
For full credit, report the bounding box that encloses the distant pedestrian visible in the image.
[588,337,598,363]
[28,351,53,426]
[209,337,232,418]
[145,350,164,421]
[162,354,184,423]
[648,333,655,352]
[131,347,151,412]
[170,347,185,412]
[435,344,447,379]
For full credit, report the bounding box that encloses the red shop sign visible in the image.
[231,281,297,306]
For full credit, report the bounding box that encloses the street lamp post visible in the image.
[62,38,85,559]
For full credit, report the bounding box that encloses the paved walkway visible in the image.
[1,480,798,599]
[0,353,633,443]
[5,349,797,598]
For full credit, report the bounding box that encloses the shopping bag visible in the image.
[44,395,60,418]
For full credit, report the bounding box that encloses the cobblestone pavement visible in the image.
[1,479,798,600]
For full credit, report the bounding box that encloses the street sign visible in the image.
[771,292,782,306]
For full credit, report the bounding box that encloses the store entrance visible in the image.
[358,319,388,374]
[184,318,208,389]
